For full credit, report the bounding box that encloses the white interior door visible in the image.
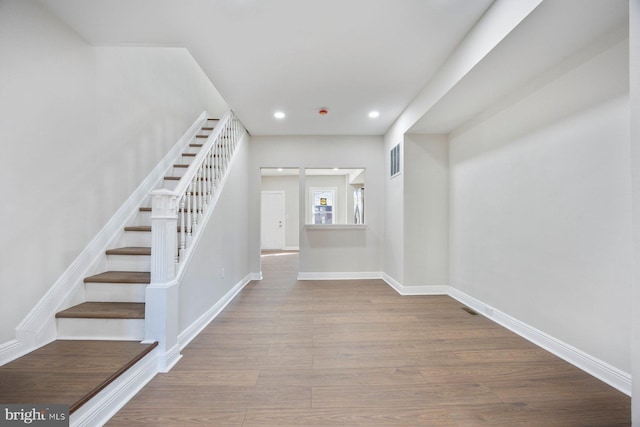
[261,191,284,250]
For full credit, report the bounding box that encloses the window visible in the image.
[305,168,365,225]
[310,188,335,224]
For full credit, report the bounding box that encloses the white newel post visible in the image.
[145,189,182,372]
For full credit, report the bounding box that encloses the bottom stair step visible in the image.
[0,340,158,414]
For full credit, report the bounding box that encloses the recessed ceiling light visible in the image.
[274,111,285,119]
[368,111,380,118]
[277,168,283,172]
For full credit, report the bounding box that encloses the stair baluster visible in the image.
[150,111,245,281]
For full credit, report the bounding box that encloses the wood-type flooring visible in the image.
[0,340,157,413]
[108,251,630,426]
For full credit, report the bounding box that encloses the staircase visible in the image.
[55,118,221,341]
[0,112,244,425]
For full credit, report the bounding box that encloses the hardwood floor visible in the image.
[108,251,630,426]
[0,340,157,414]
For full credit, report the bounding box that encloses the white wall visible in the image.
[0,0,97,344]
[382,136,405,284]
[179,133,250,332]
[382,0,542,286]
[249,136,384,276]
[449,37,632,372]
[630,0,640,423]
[403,134,449,287]
[0,0,227,343]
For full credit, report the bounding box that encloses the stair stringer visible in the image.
[2,111,209,366]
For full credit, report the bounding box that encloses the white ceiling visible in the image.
[408,0,629,134]
[37,0,494,136]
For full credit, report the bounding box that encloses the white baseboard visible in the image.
[297,271,383,281]
[71,346,159,427]
[155,343,182,374]
[9,111,209,363]
[283,246,300,251]
[378,276,632,396]
[381,274,451,296]
[250,272,263,281]
[177,274,252,350]
[0,339,39,366]
[447,287,631,396]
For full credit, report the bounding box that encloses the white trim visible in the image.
[154,343,182,374]
[297,271,382,281]
[304,224,366,230]
[9,112,209,361]
[0,339,36,366]
[70,347,159,427]
[250,272,263,281]
[447,287,632,396]
[177,273,252,350]
[283,246,300,251]
[382,273,450,296]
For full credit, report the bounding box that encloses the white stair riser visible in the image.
[180,155,196,164]
[162,179,180,191]
[123,231,183,247]
[171,167,189,177]
[107,254,150,272]
[184,145,202,154]
[133,210,151,225]
[56,318,144,341]
[85,283,147,303]
[171,165,218,178]
[124,231,151,247]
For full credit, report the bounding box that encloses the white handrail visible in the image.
[149,110,243,283]
[171,110,232,198]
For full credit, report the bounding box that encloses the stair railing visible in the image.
[149,110,243,284]
[146,110,244,371]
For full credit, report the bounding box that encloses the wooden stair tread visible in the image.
[84,271,150,283]
[56,302,145,319]
[125,225,193,232]
[201,127,214,131]
[189,143,204,147]
[0,340,157,414]
[125,225,152,232]
[105,247,151,256]
[174,164,189,168]
[139,206,151,212]
[182,152,197,157]
[195,135,208,138]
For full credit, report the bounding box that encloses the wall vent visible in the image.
[461,306,479,316]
